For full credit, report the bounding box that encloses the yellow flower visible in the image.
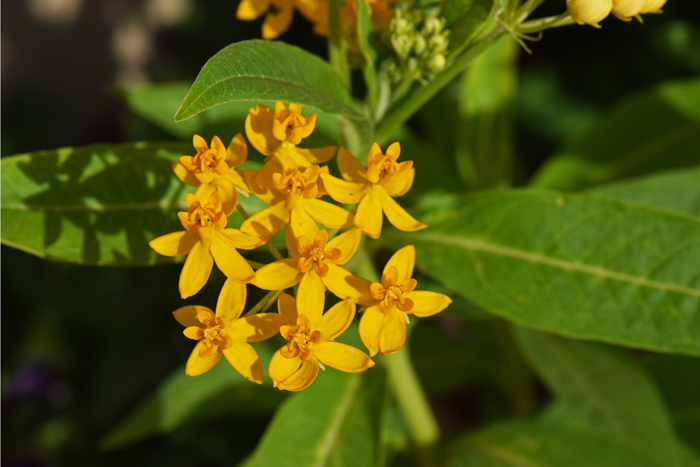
[639,0,665,13]
[297,0,395,37]
[173,280,286,380]
[269,292,374,391]
[612,0,645,19]
[240,157,354,241]
[236,0,300,39]
[567,0,613,26]
[320,144,427,239]
[172,134,249,215]
[149,190,264,298]
[255,228,373,304]
[359,245,452,356]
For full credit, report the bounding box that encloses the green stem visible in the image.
[518,13,575,34]
[385,343,440,450]
[244,290,282,316]
[328,0,351,90]
[375,27,507,143]
[246,259,265,270]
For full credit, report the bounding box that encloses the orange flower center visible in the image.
[370,266,417,312]
[296,231,341,276]
[202,318,225,345]
[193,204,218,228]
[281,320,322,360]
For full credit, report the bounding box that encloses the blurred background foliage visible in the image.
[2,0,700,465]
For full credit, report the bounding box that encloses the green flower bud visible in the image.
[428,34,448,53]
[639,0,666,13]
[426,54,446,72]
[424,16,444,36]
[612,0,645,20]
[413,35,427,55]
[567,0,613,26]
[392,34,414,59]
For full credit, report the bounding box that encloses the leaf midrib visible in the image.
[417,233,700,298]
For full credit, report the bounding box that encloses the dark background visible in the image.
[3,0,699,465]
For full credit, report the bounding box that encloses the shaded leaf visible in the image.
[442,0,493,54]
[532,78,700,190]
[392,190,700,355]
[356,0,378,108]
[247,370,387,467]
[514,328,684,466]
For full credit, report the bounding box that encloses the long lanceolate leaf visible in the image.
[399,190,700,355]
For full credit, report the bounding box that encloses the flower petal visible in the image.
[179,239,213,299]
[379,190,427,232]
[218,229,265,250]
[255,258,303,290]
[383,245,415,285]
[315,299,355,341]
[210,236,255,283]
[173,305,211,328]
[355,189,383,238]
[149,230,199,257]
[337,146,368,183]
[359,305,383,357]
[245,105,279,156]
[379,308,407,356]
[297,270,325,326]
[262,4,294,39]
[285,225,302,259]
[221,340,264,384]
[226,133,248,168]
[215,279,247,321]
[269,350,319,391]
[236,0,270,20]
[185,341,221,376]
[387,168,415,197]
[172,162,200,186]
[323,264,374,304]
[303,199,354,230]
[278,292,298,324]
[294,146,336,164]
[405,291,452,317]
[228,313,287,342]
[290,203,320,241]
[326,229,362,265]
[319,173,368,204]
[240,201,291,240]
[314,342,374,373]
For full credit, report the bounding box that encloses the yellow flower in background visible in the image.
[172,134,249,215]
[149,190,263,298]
[269,293,374,391]
[240,157,354,241]
[174,280,286,380]
[612,0,645,20]
[236,0,300,39]
[255,228,372,306]
[321,144,427,238]
[566,0,613,26]
[640,0,666,13]
[359,245,451,356]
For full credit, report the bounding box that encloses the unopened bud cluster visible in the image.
[567,0,666,26]
[383,5,450,83]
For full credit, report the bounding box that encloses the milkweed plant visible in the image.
[5,0,700,466]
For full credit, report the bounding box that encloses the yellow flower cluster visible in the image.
[567,0,666,26]
[235,0,393,39]
[149,101,451,391]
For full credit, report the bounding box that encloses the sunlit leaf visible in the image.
[532,78,700,190]
[390,190,700,355]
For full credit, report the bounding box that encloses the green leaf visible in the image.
[175,40,366,123]
[532,78,700,191]
[356,0,378,108]
[247,370,387,467]
[1,142,189,265]
[393,190,700,355]
[447,421,671,467]
[456,36,518,188]
[514,328,684,466]
[101,343,284,450]
[591,166,700,218]
[1,142,264,265]
[442,0,493,54]
[116,82,339,146]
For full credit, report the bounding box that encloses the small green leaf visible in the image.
[101,343,284,450]
[532,78,700,191]
[1,142,263,265]
[393,190,700,355]
[514,328,685,466]
[591,166,700,219]
[116,82,339,146]
[175,40,365,123]
[356,0,378,108]
[447,421,670,467]
[247,370,387,467]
